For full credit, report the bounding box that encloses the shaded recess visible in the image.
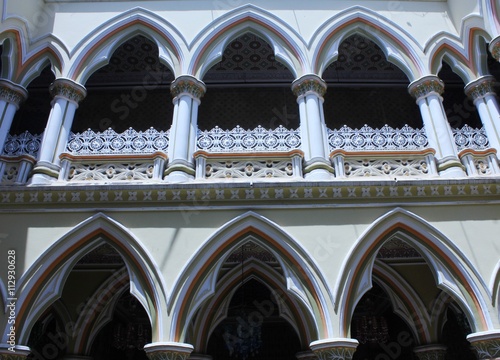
[73,35,174,133]
[10,65,54,135]
[322,34,421,130]
[438,62,481,129]
[200,33,298,131]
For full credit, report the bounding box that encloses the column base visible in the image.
[303,158,334,180]
[436,157,466,178]
[164,160,195,183]
[29,160,60,184]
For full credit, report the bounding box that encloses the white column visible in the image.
[165,75,205,183]
[0,80,28,153]
[465,76,500,159]
[408,75,466,177]
[292,74,333,180]
[30,78,86,185]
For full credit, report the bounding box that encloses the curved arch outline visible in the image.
[334,207,492,338]
[309,6,426,80]
[192,258,315,352]
[188,4,307,79]
[67,7,185,83]
[169,211,333,342]
[6,212,167,345]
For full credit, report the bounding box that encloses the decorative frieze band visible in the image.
[0,79,28,108]
[170,75,206,99]
[49,78,87,104]
[291,74,327,98]
[408,75,444,100]
[464,76,497,101]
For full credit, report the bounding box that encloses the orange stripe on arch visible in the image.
[314,18,421,77]
[17,229,158,336]
[71,19,179,81]
[174,226,327,341]
[191,16,302,78]
[341,223,487,336]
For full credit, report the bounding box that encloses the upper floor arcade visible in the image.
[1,4,500,186]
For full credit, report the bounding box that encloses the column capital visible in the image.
[408,75,444,100]
[489,35,500,62]
[465,75,497,101]
[0,345,31,360]
[50,78,87,104]
[0,79,28,108]
[144,342,194,360]
[413,344,447,360]
[170,75,206,100]
[467,330,500,360]
[310,338,358,360]
[292,74,327,98]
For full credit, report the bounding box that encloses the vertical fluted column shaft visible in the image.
[292,74,333,180]
[31,78,86,184]
[0,80,28,154]
[408,75,466,177]
[465,76,500,158]
[165,75,205,183]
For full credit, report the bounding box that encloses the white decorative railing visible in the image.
[3,131,42,156]
[66,127,170,155]
[453,125,489,151]
[197,125,301,152]
[327,124,428,151]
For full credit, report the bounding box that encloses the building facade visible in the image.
[1,0,500,359]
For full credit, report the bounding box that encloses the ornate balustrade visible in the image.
[459,149,500,176]
[194,150,303,181]
[327,124,428,151]
[0,131,42,184]
[453,125,489,151]
[197,125,301,152]
[330,149,438,179]
[59,152,168,183]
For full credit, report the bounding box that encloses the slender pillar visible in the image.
[165,75,206,183]
[310,338,358,360]
[468,331,500,360]
[465,76,500,158]
[144,342,194,360]
[408,75,466,177]
[292,74,333,180]
[0,345,31,360]
[413,344,447,360]
[0,80,28,154]
[30,78,86,185]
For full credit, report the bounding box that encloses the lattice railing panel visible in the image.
[453,125,489,151]
[67,162,155,182]
[3,131,42,156]
[327,124,428,151]
[344,158,432,177]
[205,159,295,179]
[67,127,169,154]
[197,125,300,152]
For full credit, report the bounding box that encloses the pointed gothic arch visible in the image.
[7,212,167,346]
[169,211,332,343]
[310,7,425,81]
[67,9,183,83]
[188,5,306,79]
[335,207,491,338]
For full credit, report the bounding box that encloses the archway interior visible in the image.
[350,238,475,360]
[206,279,301,360]
[27,243,151,360]
[322,34,421,130]
[199,32,298,131]
[73,35,174,133]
